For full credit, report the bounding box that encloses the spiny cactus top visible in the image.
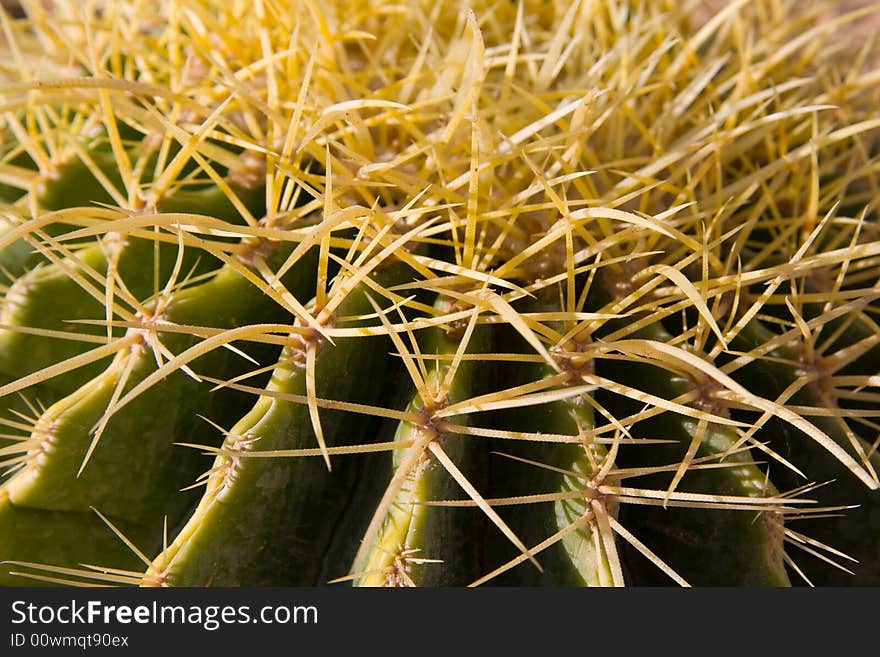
[0,0,879,587]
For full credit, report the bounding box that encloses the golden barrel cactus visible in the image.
[0,0,879,587]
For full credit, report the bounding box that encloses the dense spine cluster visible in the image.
[0,0,879,586]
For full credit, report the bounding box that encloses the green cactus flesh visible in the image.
[1,0,880,587]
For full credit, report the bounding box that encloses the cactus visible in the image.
[0,0,879,587]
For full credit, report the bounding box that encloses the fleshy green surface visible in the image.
[353,302,492,587]
[146,261,416,586]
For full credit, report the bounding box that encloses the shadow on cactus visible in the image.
[0,0,879,587]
